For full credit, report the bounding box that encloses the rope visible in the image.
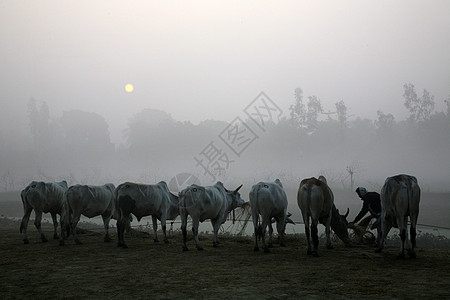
[43,218,450,232]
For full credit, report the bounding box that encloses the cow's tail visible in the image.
[254,184,263,240]
[300,181,312,215]
[19,190,26,233]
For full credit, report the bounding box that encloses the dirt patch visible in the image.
[1,218,449,299]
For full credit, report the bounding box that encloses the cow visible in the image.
[20,180,68,244]
[115,181,179,248]
[249,179,288,252]
[60,183,116,245]
[179,181,244,251]
[297,176,350,257]
[375,174,420,258]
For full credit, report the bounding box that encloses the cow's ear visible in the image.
[234,184,243,194]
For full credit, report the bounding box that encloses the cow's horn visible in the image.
[234,184,243,193]
[344,208,350,218]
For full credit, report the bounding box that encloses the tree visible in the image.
[402,83,435,122]
[289,88,306,128]
[59,110,114,161]
[335,100,348,127]
[345,161,365,191]
[306,95,323,131]
[375,110,395,132]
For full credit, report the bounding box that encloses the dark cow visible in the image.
[297,176,350,256]
[20,180,68,244]
[115,181,179,248]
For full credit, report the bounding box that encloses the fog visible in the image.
[0,1,449,192]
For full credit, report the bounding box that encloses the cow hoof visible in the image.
[374,248,382,253]
[164,239,170,244]
[23,239,29,244]
[264,248,270,253]
[182,246,189,252]
[280,242,286,247]
[121,244,128,249]
[53,234,59,240]
[197,247,204,251]
[154,239,159,243]
[312,251,319,257]
[104,238,112,243]
[327,244,334,250]
[254,246,259,252]
[41,237,48,243]
[59,240,65,246]
[213,243,219,248]
[397,253,405,259]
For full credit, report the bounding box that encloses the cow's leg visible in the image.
[34,210,48,243]
[276,218,286,247]
[252,211,259,251]
[51,213,59,239]
[20,204,32,244]
[303,214,312,255]
[396,215,408,259]
[375,225,382,248]
[59,211,68,246]
[117,218,123,247]
[71,211,82,245]
[192,217,202,250]
[311,220,319,257]
[117,215,128,248]
[212,219,221,248]
[375,213,389,253]
[151,215,159,242]
[180,212,189,251]
[408,214,418,259]
[325,212,333,250]
[160,215,169,244]
[101,213,112,242]
[260,218,270,253]
[268,222,274,248]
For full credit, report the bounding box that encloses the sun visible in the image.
[125,83,134,93]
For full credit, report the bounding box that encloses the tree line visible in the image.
[1,84,449,192]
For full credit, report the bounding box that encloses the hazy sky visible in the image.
[1,1,449,143]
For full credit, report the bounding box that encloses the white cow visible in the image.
[179,182,244,251]
[20,180,68,244]
[115,181,179,248]
[249,179,288,252]
[297,176,350,257]
[375,174,420,258]
[60,183,116,245]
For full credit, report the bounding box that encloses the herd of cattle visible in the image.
[19,174,420,258]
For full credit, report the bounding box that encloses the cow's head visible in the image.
[331,206,351,245]
[228,184,245,209]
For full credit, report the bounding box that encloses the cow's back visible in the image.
[382,175,420,217]
[251,181,287,216]
[26,181,67,213]
[180,184,225,221]
[298,177,333,219]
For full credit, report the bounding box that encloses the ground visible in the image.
[1,218,449,299]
